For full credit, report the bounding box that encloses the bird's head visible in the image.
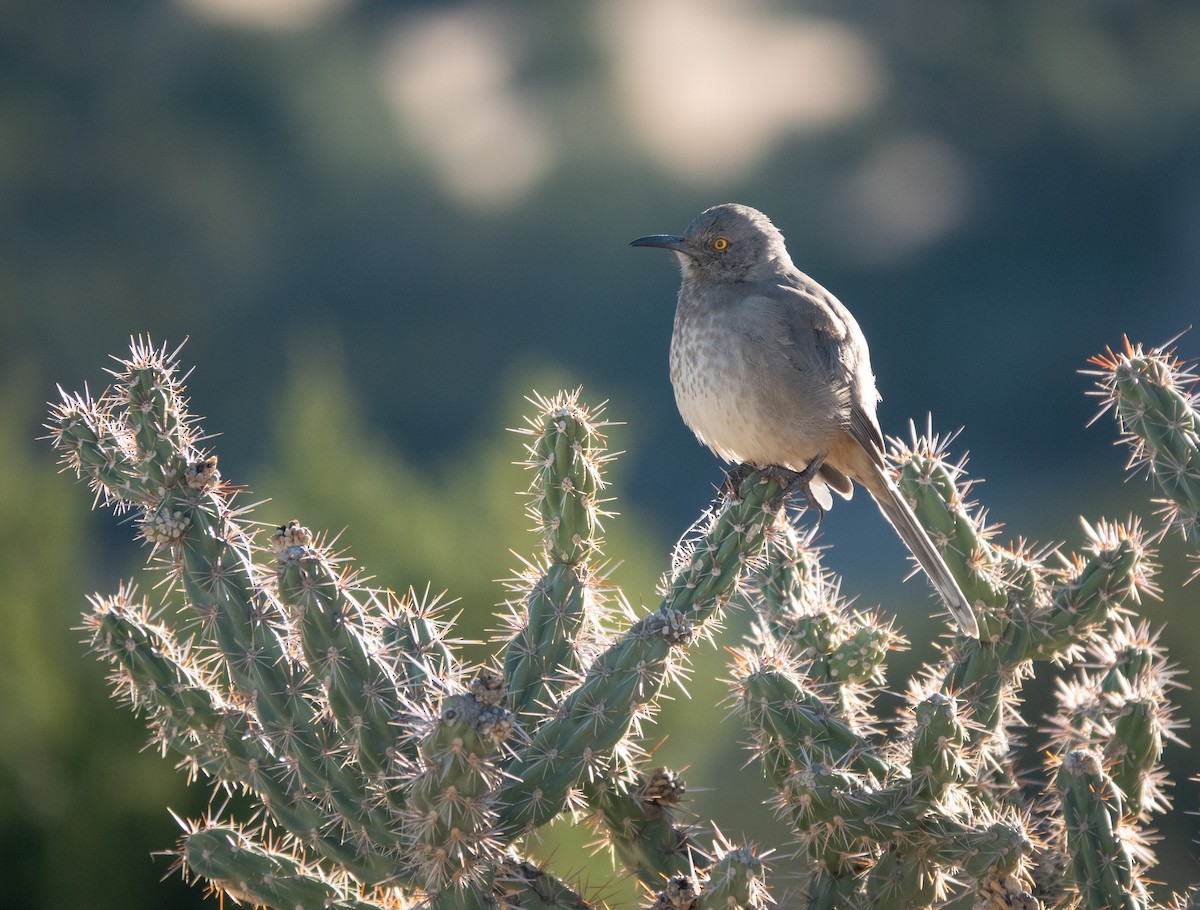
[631,203,793,283]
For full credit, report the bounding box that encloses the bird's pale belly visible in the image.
[670,321,831,470]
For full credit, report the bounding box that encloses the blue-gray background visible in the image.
[4,1,1200,906]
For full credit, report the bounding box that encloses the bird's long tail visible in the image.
[859,463,979,638]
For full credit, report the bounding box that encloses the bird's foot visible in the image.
[719,459,830,519]
[774,455,830,520]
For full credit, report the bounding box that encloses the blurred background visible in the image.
[4,0,1200,906]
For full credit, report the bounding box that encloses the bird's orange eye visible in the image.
[713,237,728,250]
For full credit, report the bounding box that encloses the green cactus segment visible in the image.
[376,586,457,695]
[181,825,389,910]
[497,472,787,835]
[770,685,1029,896]
[494,859,594,910]
[1106,698,1164,820]
[404,673,513,892]
[88,590,211,707]
[861,847,942,910]
[118,339,193,489]
[696,843,771,910]
[511,392,700,881]
[1091,628,1176,823]
[1092,340,1200,565]
[892,434,1007,617]
[934,661,1012,795]
[802,870,864,910]
[163,500,396,841]
[582,763,701,886]
[87,592,400,883]
[780,765,893,860]
[889,431,1151,664]
[497,623,672,834]
[908,694,970,804]
[1098,636,1159,697]
[746,517,824,628]
[744,517,901,730]
[1027,521,1150,660]
[929,815,1030,880]
[181,524,391,846]
[825,623,895,690]
[735,654,890,781]
[272,520,410,779]
[1050,620,1178,822]
[738,523,1032,901]
[503,391,610,723]
[752,519,898,684]
[928,516,1153,780]
[521,392,610,566]
[503,560,589,721]
[49,341,194,502]
[867,828,1030,910]
[427,875,496,910]
[778,766,872,901]
[49,390,159,506]
[53,342,401,857]
[783,765,1029,885]
[660,471,788,621]
[1056,750,1149,910]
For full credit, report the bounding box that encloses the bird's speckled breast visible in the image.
[670,299,828,470]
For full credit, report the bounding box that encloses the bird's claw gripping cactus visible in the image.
[49,335,1200,909]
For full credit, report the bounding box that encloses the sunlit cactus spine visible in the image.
[1169,886,1200,910]
[47,335,1200,910]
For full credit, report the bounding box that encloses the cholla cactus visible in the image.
[47,336,1200,910]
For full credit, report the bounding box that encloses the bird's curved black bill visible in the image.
[630,234,692,255]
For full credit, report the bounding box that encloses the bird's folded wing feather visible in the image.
[848,405,888,468]
[737,283,858,413]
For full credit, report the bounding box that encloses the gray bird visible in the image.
[632,203,979,638]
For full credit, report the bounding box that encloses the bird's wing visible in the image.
[736,283,840,365]
[736,280,861,412]
[736,279,888,459]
